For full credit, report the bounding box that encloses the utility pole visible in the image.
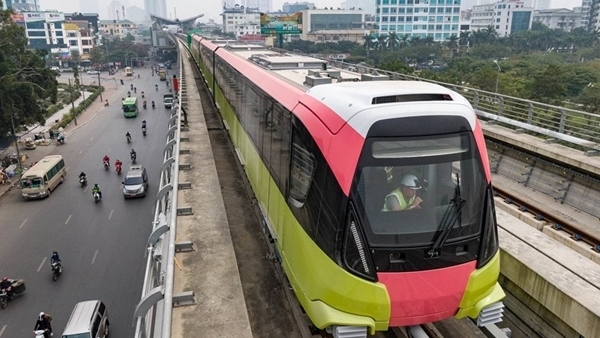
[9,112,23,171]
[97,72,103,102]
[68,78,78,125]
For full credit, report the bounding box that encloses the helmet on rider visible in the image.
[94,183,99,187]
[2,277,7,282]
[53,251,58,255]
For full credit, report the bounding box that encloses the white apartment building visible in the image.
[471,0,533,37]
[222,6,261,35]
[533,8,581,32]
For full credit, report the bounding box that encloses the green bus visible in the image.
[123,97,138,117]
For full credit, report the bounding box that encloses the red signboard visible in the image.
[173,76,179,93]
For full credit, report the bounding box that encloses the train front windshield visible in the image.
[356,132,486,247]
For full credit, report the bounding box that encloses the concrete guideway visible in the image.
[497,206,600,338]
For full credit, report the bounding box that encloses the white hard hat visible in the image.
[401,174,421,190]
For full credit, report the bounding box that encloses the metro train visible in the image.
[189,35,505,336]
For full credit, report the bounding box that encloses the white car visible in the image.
[50,66,60,72]
[87,70,100,75]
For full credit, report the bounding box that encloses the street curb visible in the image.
[0,184,15,200]
[67,103,109,134]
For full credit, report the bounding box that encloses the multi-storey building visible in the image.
[19,11,67,52]
[301,8,365,41]
[283,2,315,13]
[343,0,376,16]
[471,0,532,37]
[65,12,100,34]
[245,0,272,13]
[3,0,40,11]
[64,20,96,55]
[78,0,100,18]
[222,5,261,35]
[580,0,600,31]
[143,0,166,18]
[376,0,461,41]
[99,19,137,39]
[533,8,581,32]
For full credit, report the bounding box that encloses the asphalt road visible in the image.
[0,66,173,337]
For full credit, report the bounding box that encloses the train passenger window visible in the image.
[289,135,315,208]
[355,132,486,246]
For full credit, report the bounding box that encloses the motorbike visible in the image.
[151,102,155,109]
[51,262,62,281]
[143,103,147,109]
[131,153,137,164]
[34,329,49,338]
[104,100,109,107]
[142,126,147,136]
[93,191,101,203]
[115,163,122,175]
[126,134,131,143]
[103,160,110,171]
[0,279,26,309]
[79,176,87,187]
[141,93,145,98]
[57,135,65,145]
[120,79,124,85]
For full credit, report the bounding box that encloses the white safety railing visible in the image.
[133,45,182,338]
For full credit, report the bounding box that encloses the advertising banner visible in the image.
[45,12,65,22]
[11,13,24,23]
[64,23,79,31]
[24,12,44,22]
[260,12,302,35]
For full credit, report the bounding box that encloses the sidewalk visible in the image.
[0,71,130,200]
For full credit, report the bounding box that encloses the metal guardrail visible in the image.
[133,50,183,338]
[319,59,600,155]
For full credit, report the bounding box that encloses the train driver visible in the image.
[382,174,424,212]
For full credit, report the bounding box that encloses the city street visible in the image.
[0,64,173,337]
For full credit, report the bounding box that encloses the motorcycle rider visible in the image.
[143,100,147,109]
[141,91,145,98]
[0,277,13,299]
[126,131,131,142]
[151,100,155,109]
[33,312,53,338]
[130,149,137,161]
[155,84,158,91]
[142,120,147,130]
[92,183,102,199]
[50,251,62,273]
[127,91,131,97]
[79,171,87,183]
[102,155,110,166]
[115,159,123,172]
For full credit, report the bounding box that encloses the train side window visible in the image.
[289,132,315,207]
[275,108,291,194]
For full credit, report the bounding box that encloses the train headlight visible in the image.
[343,211,376,281]
[477,188,499,268]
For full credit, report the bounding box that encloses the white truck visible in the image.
[163,93,174,109]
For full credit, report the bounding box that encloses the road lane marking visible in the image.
[84,186,88,193]
[90,136,94,141]
[79,150,83,154]
[91,250,99,264]
[65,215,72,224]
[37,257,47,272]
[19,219,28,228]
[0,325,6,337]
[109,210,114,220]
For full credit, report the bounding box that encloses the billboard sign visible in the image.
[260,12,302,35]
[24,12,44,22]
[46,12,64,22]
[64,23,79,31]
[11,13,24,23]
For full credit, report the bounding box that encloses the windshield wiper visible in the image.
[428,173,465,258]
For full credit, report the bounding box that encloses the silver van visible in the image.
[62,300,109,338]
[122,165,148,198]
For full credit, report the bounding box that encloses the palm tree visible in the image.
[423,36,435,46]
[411,36,422,46]
[445,34,459,57]
[376,34,388,51]
[400,34,411,49]
[482,25,498,43]
[387,32,400,51]
[458,30,471,54]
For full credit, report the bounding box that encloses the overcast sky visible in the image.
[40,0,580,22]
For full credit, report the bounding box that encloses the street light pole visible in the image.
[9,112,23,171]
[68,78,78,125]
[493,60,501,93]
[97,72,103,102]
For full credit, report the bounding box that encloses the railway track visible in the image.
[494,185,600,253]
